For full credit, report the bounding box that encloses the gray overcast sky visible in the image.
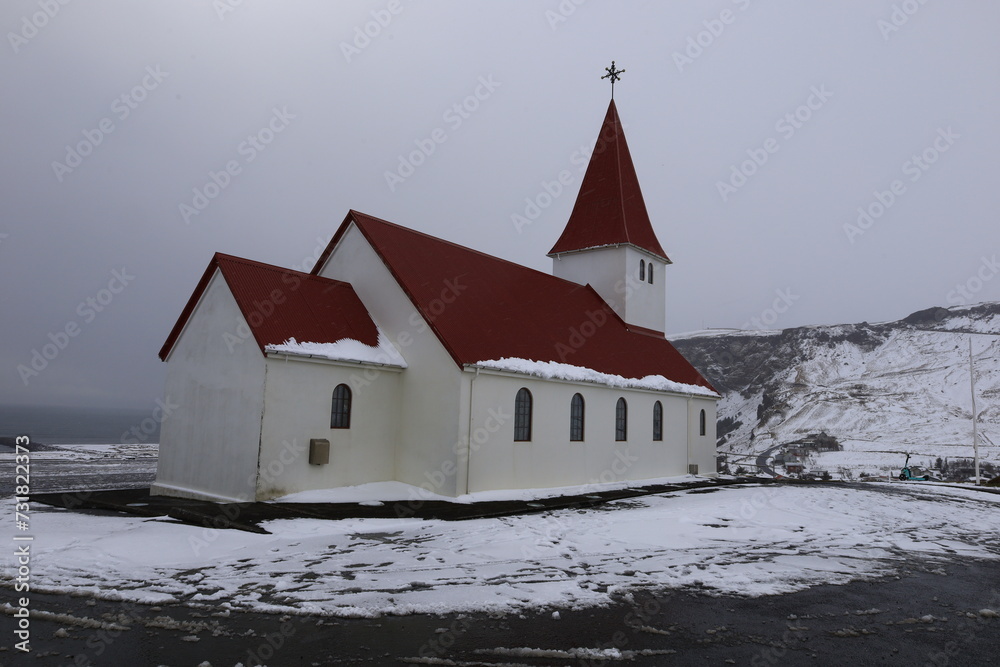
[2,0,998,410]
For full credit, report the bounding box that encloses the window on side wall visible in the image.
[615,397,628,441]
[653,401,663,441]
[515,388,533,441]
[570,393,585,441]
[331,384,352,429]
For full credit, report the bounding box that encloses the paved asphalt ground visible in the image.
[6,558,999,666]
[2,452,998,665]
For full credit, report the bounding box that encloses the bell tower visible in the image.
[548,84,671,335]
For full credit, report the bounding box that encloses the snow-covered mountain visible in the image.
[672,303,1000,479]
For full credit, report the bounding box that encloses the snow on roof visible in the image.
[312,210,715,392]
[160,253,380,360]
[471,357,719,397]
[266,333,407,368]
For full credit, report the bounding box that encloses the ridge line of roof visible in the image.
[612,101,632,248]
[159,251,364,361]
[216,251,350,285]
[347,210,607,289]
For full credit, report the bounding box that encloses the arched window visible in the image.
[570,393,585,442]
[648,263,654,284]
[514,388,532,441]
[639,259,645,282]
[699,409,707,436]
[653,401,663,441]
[331,384,352,429]
[615,397,627,441]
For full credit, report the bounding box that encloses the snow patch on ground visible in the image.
[27,484,1000,618]
[473,358,718,397]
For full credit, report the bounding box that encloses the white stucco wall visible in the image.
[551,245,666,332]
[622,246,666,333]
[153,271,265,503]
[687,397,718,476]
[465,369,706,492]
[255,355,402,499]
[314,223,467,496]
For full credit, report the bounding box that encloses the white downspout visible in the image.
[686,395,692,473]
[464,367,479,495]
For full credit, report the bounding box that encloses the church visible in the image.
[152,92,720,503]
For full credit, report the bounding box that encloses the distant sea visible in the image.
[0,404,160,445]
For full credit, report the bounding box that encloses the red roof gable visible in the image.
[314,211,712,391]
[159,253,379,360]
[548,99,669,262]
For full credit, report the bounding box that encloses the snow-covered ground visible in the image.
[20,481,1000,618]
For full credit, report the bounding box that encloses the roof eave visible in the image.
[547,242,672,264]
[462,363,719,399]
[264,350,406,371]
[158,255,224,361]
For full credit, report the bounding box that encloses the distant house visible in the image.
[152,100,720,503]
[784,455,804,475]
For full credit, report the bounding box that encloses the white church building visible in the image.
[152,99,719,503]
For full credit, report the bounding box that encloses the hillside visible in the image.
[672,303,1000,479]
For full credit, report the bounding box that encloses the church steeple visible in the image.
[547,99,670,262]
[548,94,672,334]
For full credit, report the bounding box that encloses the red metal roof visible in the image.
[159,253,378,360]
[548,99,670,261]
[314,211,713,391]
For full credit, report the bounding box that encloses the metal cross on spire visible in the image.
[601,60,625,98]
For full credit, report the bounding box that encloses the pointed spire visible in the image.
[547,99,670,262]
